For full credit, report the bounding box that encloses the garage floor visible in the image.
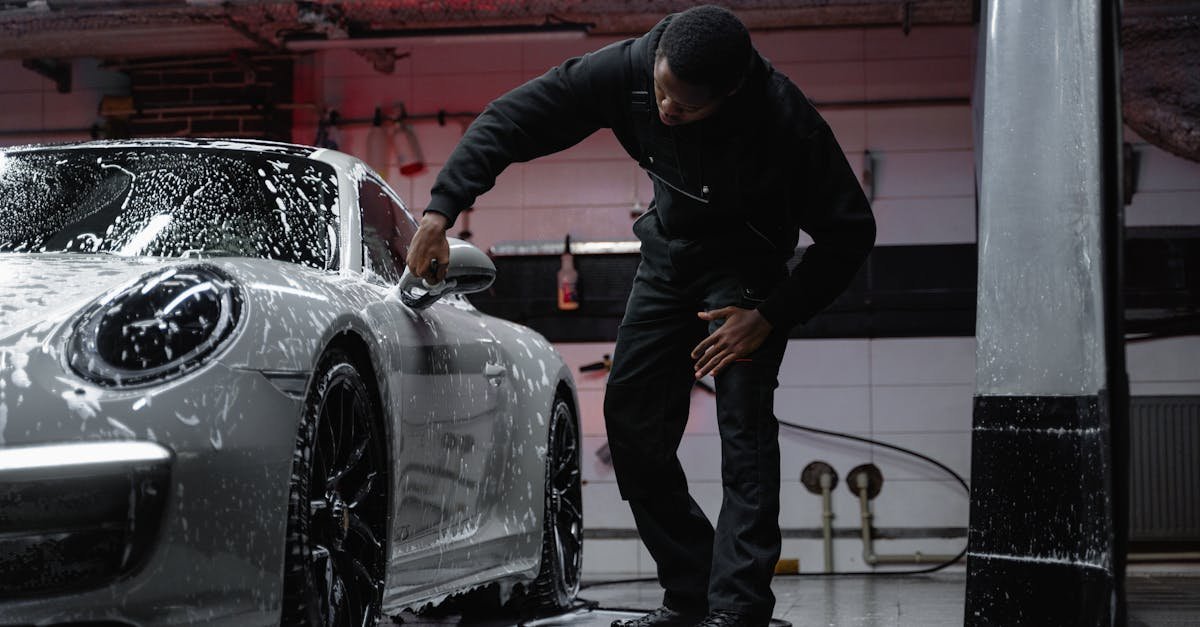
[389,567,1200,626]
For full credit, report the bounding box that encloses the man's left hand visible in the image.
[691,307,773,379]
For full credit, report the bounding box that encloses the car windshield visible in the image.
[0,146,340,271]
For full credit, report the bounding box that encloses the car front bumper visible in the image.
[0,359,303,626]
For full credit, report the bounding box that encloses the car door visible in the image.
[355,177,510,588]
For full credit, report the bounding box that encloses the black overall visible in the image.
[603,206,789,621]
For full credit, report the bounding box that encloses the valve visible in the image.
[801,461,839,494]
[846,463,884,500]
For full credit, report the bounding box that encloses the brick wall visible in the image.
[121,54,293,140]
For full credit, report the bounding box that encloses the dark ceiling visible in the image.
[0,1,975,60]
[1122,2,1200,163]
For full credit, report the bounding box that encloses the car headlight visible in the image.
[68,265,242,387]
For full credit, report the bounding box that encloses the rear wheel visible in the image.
[281,349,389,626]
[525,395,583,611]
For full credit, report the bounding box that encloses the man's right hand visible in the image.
[406,212,450,283]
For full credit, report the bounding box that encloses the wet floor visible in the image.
[388,568,1200,626]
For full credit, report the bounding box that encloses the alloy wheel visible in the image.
[305,364,388,625]
[546,399,582,599]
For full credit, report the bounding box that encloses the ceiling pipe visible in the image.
[284,23,589,51]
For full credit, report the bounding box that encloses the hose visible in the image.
[772,419,969,576]
[579,419,970,591]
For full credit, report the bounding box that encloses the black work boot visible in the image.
[610,606,705,627]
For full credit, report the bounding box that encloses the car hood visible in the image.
[0,253,171,341]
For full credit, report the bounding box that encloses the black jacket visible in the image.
[427,16,875,332]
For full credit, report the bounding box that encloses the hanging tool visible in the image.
[365,106,393,176]
[314,109,340,150]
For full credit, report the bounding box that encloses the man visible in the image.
[407,6,874,626]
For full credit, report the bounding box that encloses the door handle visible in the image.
[484,362,507,378]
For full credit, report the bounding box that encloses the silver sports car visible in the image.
[0,139,583,625]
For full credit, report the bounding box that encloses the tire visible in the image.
[280,349,389,626]
[523,395,583,612]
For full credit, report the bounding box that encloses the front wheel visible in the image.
[525,395,583,610]
[280,349,389,626]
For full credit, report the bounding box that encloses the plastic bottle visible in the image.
[557,234,580,311]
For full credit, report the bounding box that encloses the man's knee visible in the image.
[604,381,689,499]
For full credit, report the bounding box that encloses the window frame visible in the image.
[357,173,419,286]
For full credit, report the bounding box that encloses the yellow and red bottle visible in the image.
[557,234,580,311]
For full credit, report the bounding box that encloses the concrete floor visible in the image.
[390,567,1200,626]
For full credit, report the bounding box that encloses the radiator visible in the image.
[1130,396,1200,542]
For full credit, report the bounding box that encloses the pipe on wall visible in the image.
[820,471,835,573]
[853,472,961,567]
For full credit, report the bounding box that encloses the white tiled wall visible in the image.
[1124,126,1200,227]
[1126,336,1200,396]
[299,24,979,255]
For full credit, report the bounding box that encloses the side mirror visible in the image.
[398,238,496,310]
